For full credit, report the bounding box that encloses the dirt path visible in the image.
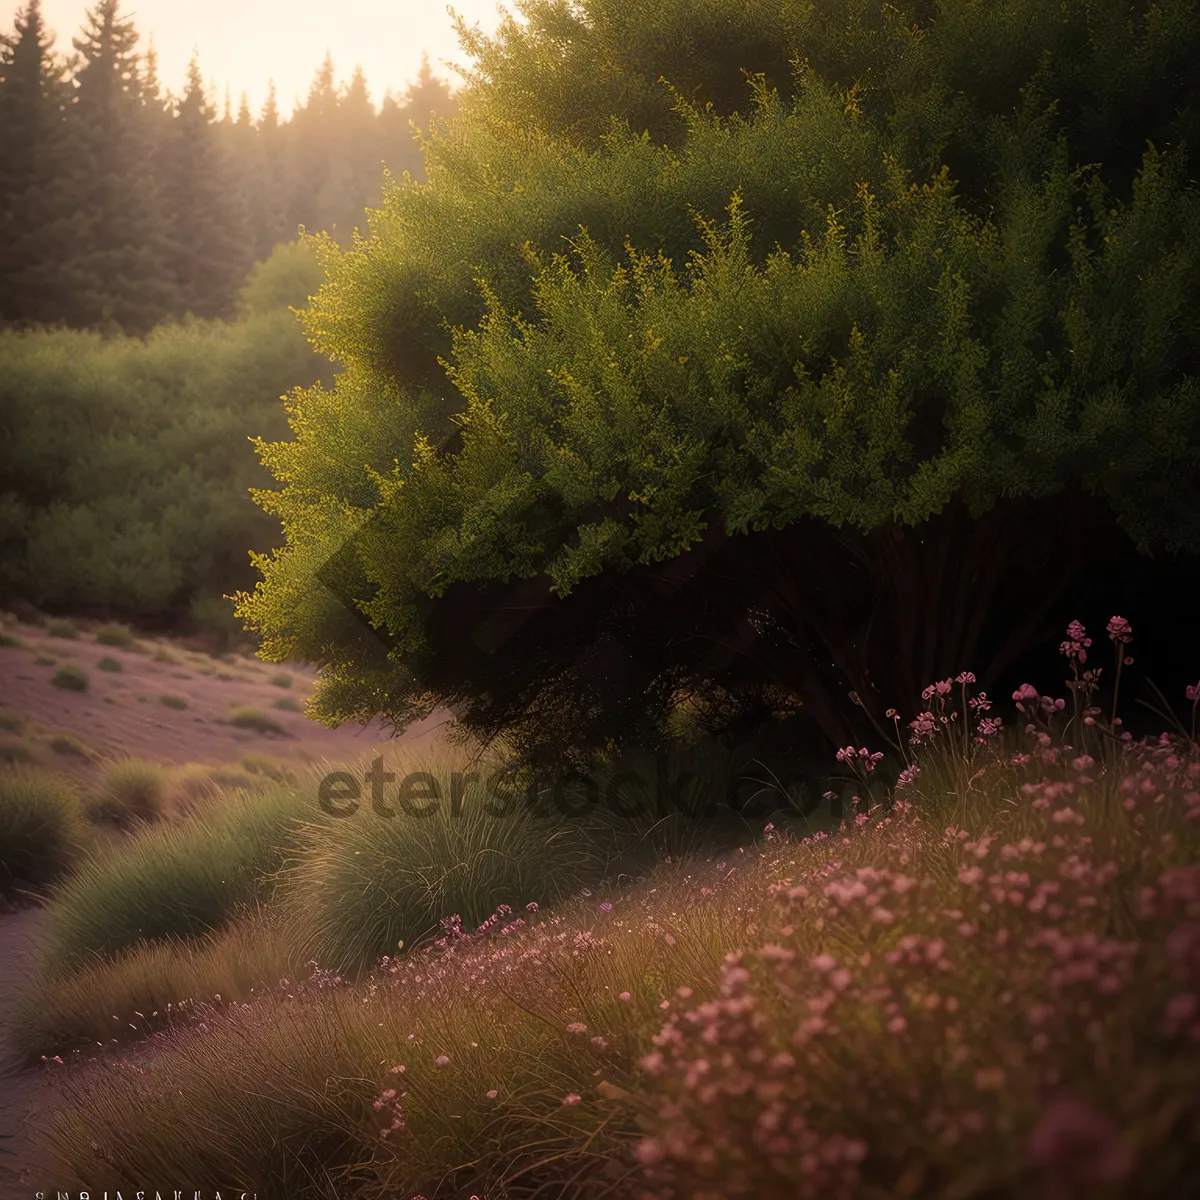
[0,906,58,1200]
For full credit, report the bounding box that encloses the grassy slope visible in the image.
[26,731,1200,1199]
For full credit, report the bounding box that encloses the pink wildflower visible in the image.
[1106,616,1132,644]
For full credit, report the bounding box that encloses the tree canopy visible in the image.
[236,0,1200,765]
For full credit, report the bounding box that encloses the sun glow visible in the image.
[34,0,506,115]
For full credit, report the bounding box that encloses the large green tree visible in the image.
[237,0,1200,765]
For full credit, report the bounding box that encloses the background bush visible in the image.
[0,242,334,636]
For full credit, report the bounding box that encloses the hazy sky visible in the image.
[30,1,508,116]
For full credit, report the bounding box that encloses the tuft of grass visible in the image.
[159,694,188,711]
[153,646,182,665]
[0,708,25,733]
[11,909,300,1062]
[0,738,39,766]
[94,622,137,650]
[240,751,297,783]
[49,734,92,760]
[0,630,24,648]
[206,765,258,790]
[269,672,293,689]
[96,656,123,673]
[273,695,302,712]
[45,618,79,639]
[51,664,88,692]
[35,653,58,666]
[166,763,225,815]
[0,767,89,895]
[279,747,614,974]
[228,706,288,736]
[38,780,318,971]
[86,758,168,825]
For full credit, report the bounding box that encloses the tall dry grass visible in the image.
[36,728,1200,1198]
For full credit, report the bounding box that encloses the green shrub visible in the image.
[232,0,1200,768]
[236,239,325,318]
[269,673,293,689]
[45,618,78,639]
[39,781,317,971]
[228,707,287,736]
[0,767,88,895]
[96,656,123,672]
[159,694,188,710]
[94,623,137,649]
[86,758,168,825]
[188,591,246,643]
[0,631,25,647]
[51,665,88,692]
[0,289,334,631]
[0,707,25,733]
[273,696,302,712]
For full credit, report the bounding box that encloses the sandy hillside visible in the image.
[0,610,457,1198]
[0,613,450,776]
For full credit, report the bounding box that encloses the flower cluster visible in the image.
[835,745,884,771]
[628,731,1200,1197]
[1059,620,1093,664]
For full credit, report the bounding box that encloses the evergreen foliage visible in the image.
[235,0,1200,764]
[0,0,460,332]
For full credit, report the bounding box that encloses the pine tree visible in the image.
[68,0,177,331]
[156,55,251,318]
[379,53,458,184]
[245,81,294,259]
[325,64,380,238]
[0,0,80,326]
[287,52,339,235]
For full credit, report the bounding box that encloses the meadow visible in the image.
[2,611,1197,1198]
